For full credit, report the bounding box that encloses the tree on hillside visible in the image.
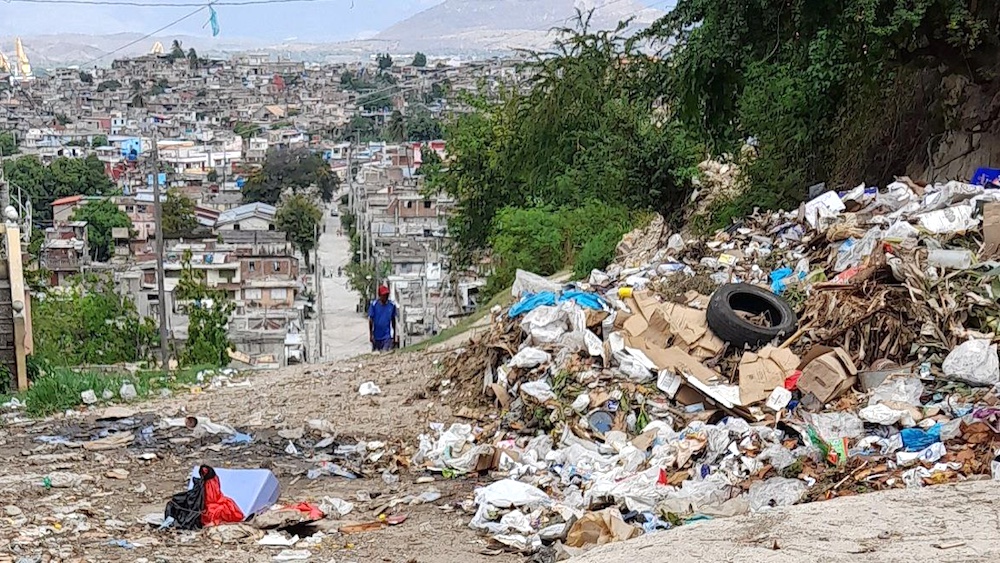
[432,18,700,266]
[163,188,199,237]
[377,53,393,71]
[176,251,232,367]
[275,193,322,270]
[71,199,131,262]
[243,147,339,205]
[0,132,17,156]
[32,273,158,366]
[412,52,427,67]
[79,71,93,84]
[170,40,185,60]
[387,110,406,142]
[406,109,442,141]
[91,135,108,148]
[4,155,114,222]
[187,48,199,69]
[97,79,121,92]
[233,122,261,139]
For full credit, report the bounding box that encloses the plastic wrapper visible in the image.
[747,477,808,512]
[834,227,881,272]
[869,377,924,407]
[896,442,946,466]
[916,204,979,234]
[859,403,916,427]
[521,380,556,402]
[942,339,1000,386]
[508,347,551,369]
[756,443,797,471]
[806,411,865,442]
[900,424,941,451]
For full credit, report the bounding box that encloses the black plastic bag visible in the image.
[165,474,207,530]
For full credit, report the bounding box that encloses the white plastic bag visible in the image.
[511,270,562,298]
[859,403,915,427]
[521,380,556,402]
[474,480,550,508]
[942,339,1000,386]
[508,347,551,369]
[747,477,807,512]
[358,381,382,396]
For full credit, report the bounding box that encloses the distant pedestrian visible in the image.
[337,266,342,277]
[368,285,398,352]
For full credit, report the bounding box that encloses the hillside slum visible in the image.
[420,176,1000,557]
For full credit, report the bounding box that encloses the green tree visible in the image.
[411,52,427,67]
[91,135,108,148]
[243,147,339,205]
[430,18,700,269]
[163,188,198,237]
[207,169,219,182]
[175,251,233,367]
[275,193,323,270]
[78,71,93,84]
[377,53,393,71]
[644,0,1000,223]
[96,79,121,92]
[187,48,199,69]
[169,39,185,60]
[406,109,442,141]
[32,273,158,366]
[387,110,406,142]
[71,199,131,262]
[4,155,115,222]
[0,132,17,155]
[233,121,261,139]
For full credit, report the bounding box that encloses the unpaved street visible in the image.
[315,206,369,362]
[0,351,517,563]
[2,349,1000,562]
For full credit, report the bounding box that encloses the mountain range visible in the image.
[1,0,666,69]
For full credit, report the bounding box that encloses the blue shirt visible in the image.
[368,300,397,341]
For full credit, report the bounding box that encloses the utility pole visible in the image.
[314,221,323,359]
[151,131,169,370]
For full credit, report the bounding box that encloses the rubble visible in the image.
[430,176,1000,555]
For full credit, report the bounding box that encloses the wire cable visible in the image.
[81,4,209,64]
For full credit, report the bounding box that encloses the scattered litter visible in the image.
[358,381,382,396]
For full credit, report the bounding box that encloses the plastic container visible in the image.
[618,287,633,299]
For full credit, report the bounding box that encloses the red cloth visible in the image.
[283,502,325,520]
[201,473,244,527]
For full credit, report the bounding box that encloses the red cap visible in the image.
[378,285,390,296]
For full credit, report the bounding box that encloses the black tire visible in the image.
[706,283,798,349]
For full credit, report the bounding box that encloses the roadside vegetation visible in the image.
[428,3,1000,297]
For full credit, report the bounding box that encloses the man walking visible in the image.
[368,285,398,352]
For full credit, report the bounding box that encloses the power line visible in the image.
[7,0,331,5]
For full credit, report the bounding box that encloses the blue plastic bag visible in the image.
[900,423,941,452]
[508,292,557,317]
[770,267,795,294]
[559,290,605,311]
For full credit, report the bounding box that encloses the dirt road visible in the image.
[3,348,997,563]
[0,351,516,563]
[315,207,369,362]
[575,479,1000,563]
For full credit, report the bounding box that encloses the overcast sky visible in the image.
[0,0,444,42]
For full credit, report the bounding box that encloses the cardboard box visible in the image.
[983,202,1000,258]
[797,346,858,403]
[738,345,800,405]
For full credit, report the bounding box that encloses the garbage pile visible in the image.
[426,177,1000,556]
